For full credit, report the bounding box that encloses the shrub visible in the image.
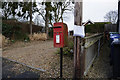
[29,33,47,41]
[49,27,53,38]
[2,23,29,41]
[2,23,21,38]
[85,22,111,33]
[0,34,9,47]
[56,37,74,56]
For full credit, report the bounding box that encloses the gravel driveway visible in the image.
[2,39,112,78]
[2,40,74,78]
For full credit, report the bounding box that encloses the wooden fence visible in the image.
[104,24,117,32]
[81,33,103,76]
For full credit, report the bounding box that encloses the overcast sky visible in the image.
[1,0,118,31]
[64,0,118,31]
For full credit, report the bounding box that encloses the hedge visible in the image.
[2,23,29,40]
[85,22,111,33]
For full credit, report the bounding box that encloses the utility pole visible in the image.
[73,1,83,79]
[118,0,120,34]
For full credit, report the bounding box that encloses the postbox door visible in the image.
[54,32,63,47]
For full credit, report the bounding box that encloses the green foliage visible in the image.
[2,23,29,41]
[85,22,111,33]
[2,23,21,38]
[48,27,53,38]
[11,40,15,43]
[63,47,72,55]
[63,40,74,56]
[68,39,74,49]
[15,32,29,41]
[56,37,74,56]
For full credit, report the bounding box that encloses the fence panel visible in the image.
[81,33,103,75]
[104,24,117,32]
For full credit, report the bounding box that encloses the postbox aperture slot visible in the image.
[53,26,62,28]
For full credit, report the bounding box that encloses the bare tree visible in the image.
[104,10,118,24]
[34,15,44,26]
[51,1,73,25]
[37,1,73,38]
[2,1,38,34]
[38,1,73,26]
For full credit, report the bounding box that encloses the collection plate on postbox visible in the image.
[53,22,68,48]
[56,35,60,43]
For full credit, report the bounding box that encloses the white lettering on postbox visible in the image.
[56,35,60,43]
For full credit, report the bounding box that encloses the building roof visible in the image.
[83,19,94,26]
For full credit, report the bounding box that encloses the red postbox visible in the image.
[53,22,68,48]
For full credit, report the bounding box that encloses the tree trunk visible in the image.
[45,8,49,39]
[30,2,32,35]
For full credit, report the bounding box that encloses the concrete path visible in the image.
[85,42,113,78]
